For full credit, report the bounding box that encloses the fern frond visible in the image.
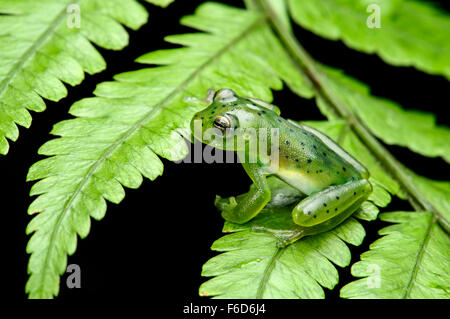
[311,66,450,228]
[411,173,450,228]
[25,2,313,299]
[144,0,174,7]
[341,211,450,298]
[319,66,450,163]
[200,207,366,298]
[0,0,162,154]
[288,0,450,79]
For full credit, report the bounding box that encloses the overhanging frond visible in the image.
[0,0,158,154]
[288,0,450,79]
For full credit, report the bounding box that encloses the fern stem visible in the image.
[252,0,449,232]
[243,0,257,10]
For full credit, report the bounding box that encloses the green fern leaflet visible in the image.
[19,0,450,299]
[0,0,176,155]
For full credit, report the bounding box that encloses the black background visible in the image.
[5,0,449,309]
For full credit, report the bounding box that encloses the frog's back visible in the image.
[270,120,364,195]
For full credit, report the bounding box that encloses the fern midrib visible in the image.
[17,0,83,296]
[256,0,449,231]
[34,14,265,296]
[403,214,434,299]
[256,247,284,298]
[0,0,81,99]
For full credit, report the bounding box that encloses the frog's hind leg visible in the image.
[275,189,370,247]
[272,179,372,247]
[264,176,304,208]
[292,179,372,227]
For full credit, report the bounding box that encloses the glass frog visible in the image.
[190,89,372,246]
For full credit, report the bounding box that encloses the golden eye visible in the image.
[213,115,231,131]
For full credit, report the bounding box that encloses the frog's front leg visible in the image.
[220,162,271,224]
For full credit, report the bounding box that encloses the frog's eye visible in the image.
[213,89,237,102]
[213,115,231,131]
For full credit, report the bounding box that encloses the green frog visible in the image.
[190,89,372,246]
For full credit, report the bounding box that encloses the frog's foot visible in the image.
[216,195,241,222]
[252,226,306,248]
[215,195,238,211]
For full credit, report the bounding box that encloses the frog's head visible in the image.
[190,89,280,151]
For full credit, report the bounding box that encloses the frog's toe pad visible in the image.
[214,195,223,207]
[215,195,237,211]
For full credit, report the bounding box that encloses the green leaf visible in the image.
[319,66,450,163]
[288,0,450,79]
[354,201,380,221]
[0,0,149,155]
[341,211,450,298]
[308,107,450,228]
[410,172,450,228]
[144,0,175,7]
[25,2,313,299]
[201,207,365,298]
